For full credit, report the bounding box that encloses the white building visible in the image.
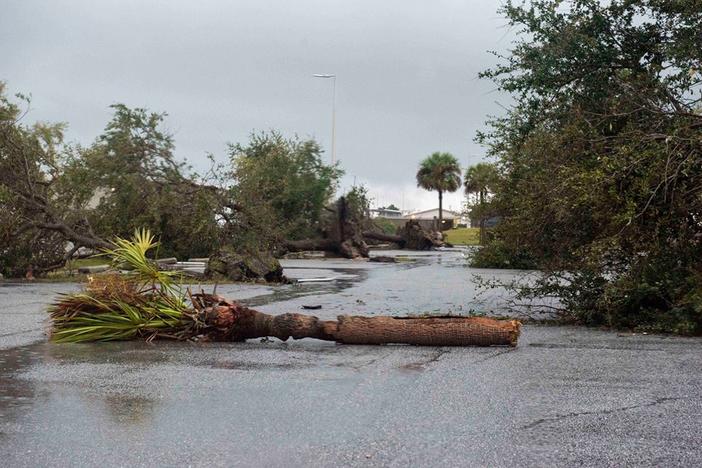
[406,208,463,231]
[370,207,404,218]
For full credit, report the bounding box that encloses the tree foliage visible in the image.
[77,105,223,258]
[227,131,342,250]
[478,0,702,333]
[0,85,341,277]
[0,84,110,276]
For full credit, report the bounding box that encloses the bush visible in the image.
[371,217,398,235]
[473,0,702,334]
[599,261,702,335]
[469,241,537,270]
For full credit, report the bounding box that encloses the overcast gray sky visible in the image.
[1,0,514,212]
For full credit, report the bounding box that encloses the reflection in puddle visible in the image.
[103,395,158,425]
[0,344,43,415]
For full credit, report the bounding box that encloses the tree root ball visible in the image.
[205,247,286,282]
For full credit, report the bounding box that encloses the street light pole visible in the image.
[313,73,336,165]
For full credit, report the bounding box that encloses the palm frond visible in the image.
[48,229,198,343]
[102,228,182,294]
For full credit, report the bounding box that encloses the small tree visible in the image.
[416,152,461,230]
[464,163,499,244]
[228,131,342,249]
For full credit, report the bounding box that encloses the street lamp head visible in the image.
[313,73,336,78]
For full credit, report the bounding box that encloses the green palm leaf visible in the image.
[49,228,197,343]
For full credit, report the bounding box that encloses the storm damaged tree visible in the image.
[49,230,521,346]
[203,131,348,275]
[225,133,380,260]
[285,185,371,258]
[77,104,223,259]
[0,86,224,277]
[476,0,702,333]
[0,86,111,276]
[228,131,342,245]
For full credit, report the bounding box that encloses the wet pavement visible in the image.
[1,250,701,467]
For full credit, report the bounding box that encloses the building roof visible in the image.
[406,208,461,220]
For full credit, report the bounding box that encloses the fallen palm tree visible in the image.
[49,229,521,346]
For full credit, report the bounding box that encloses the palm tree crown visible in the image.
[416,152,461,193]
[463,162,499,198]
[416,152,461,231]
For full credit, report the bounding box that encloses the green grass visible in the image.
[66,257,109,269]
[41,256,110,281]
[445,227,480,245]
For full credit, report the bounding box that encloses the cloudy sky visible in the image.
[1,0,514,212]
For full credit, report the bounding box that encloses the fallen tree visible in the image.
[284,195,370,259]
[363,220,446,250]
[205,246,286,283]
[285,196,447,259]
[182,294,519,346]
[49,230,521,347]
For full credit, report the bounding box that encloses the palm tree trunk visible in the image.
[196,294,520,346]
[479,190,485,244]
[438,190,443,231]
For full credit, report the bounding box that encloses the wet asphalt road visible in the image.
[1,251,701,467]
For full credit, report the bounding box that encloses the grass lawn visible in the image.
[66,257,109,269]
[445,227,480,245]
[37,257,109,281]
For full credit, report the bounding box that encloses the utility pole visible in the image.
[313,73,337,164]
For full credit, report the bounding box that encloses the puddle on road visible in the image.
[0,248,547,442]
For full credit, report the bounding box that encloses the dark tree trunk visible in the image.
[284,196,369,259]
[479,189,485,245]
[285,198,450,257]
[362,230,405,247]
[285,238,338,252]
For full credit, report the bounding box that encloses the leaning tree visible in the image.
[0,86,228,277]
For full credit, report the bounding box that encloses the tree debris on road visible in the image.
[48,229,520,347]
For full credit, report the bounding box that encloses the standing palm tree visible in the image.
[464,163,499,244]
[416,152,462,230]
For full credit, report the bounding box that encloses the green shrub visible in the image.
[469,241,537,270]
[371,218,398,235]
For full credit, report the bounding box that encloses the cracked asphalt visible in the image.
[1,251,701,467]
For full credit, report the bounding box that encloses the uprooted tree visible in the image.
[284,185,447,259]
[0,86,110,276]
[0,86,226,277]
[284,186,371,259]
[0,94,322,279]
[49,230,521,346]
